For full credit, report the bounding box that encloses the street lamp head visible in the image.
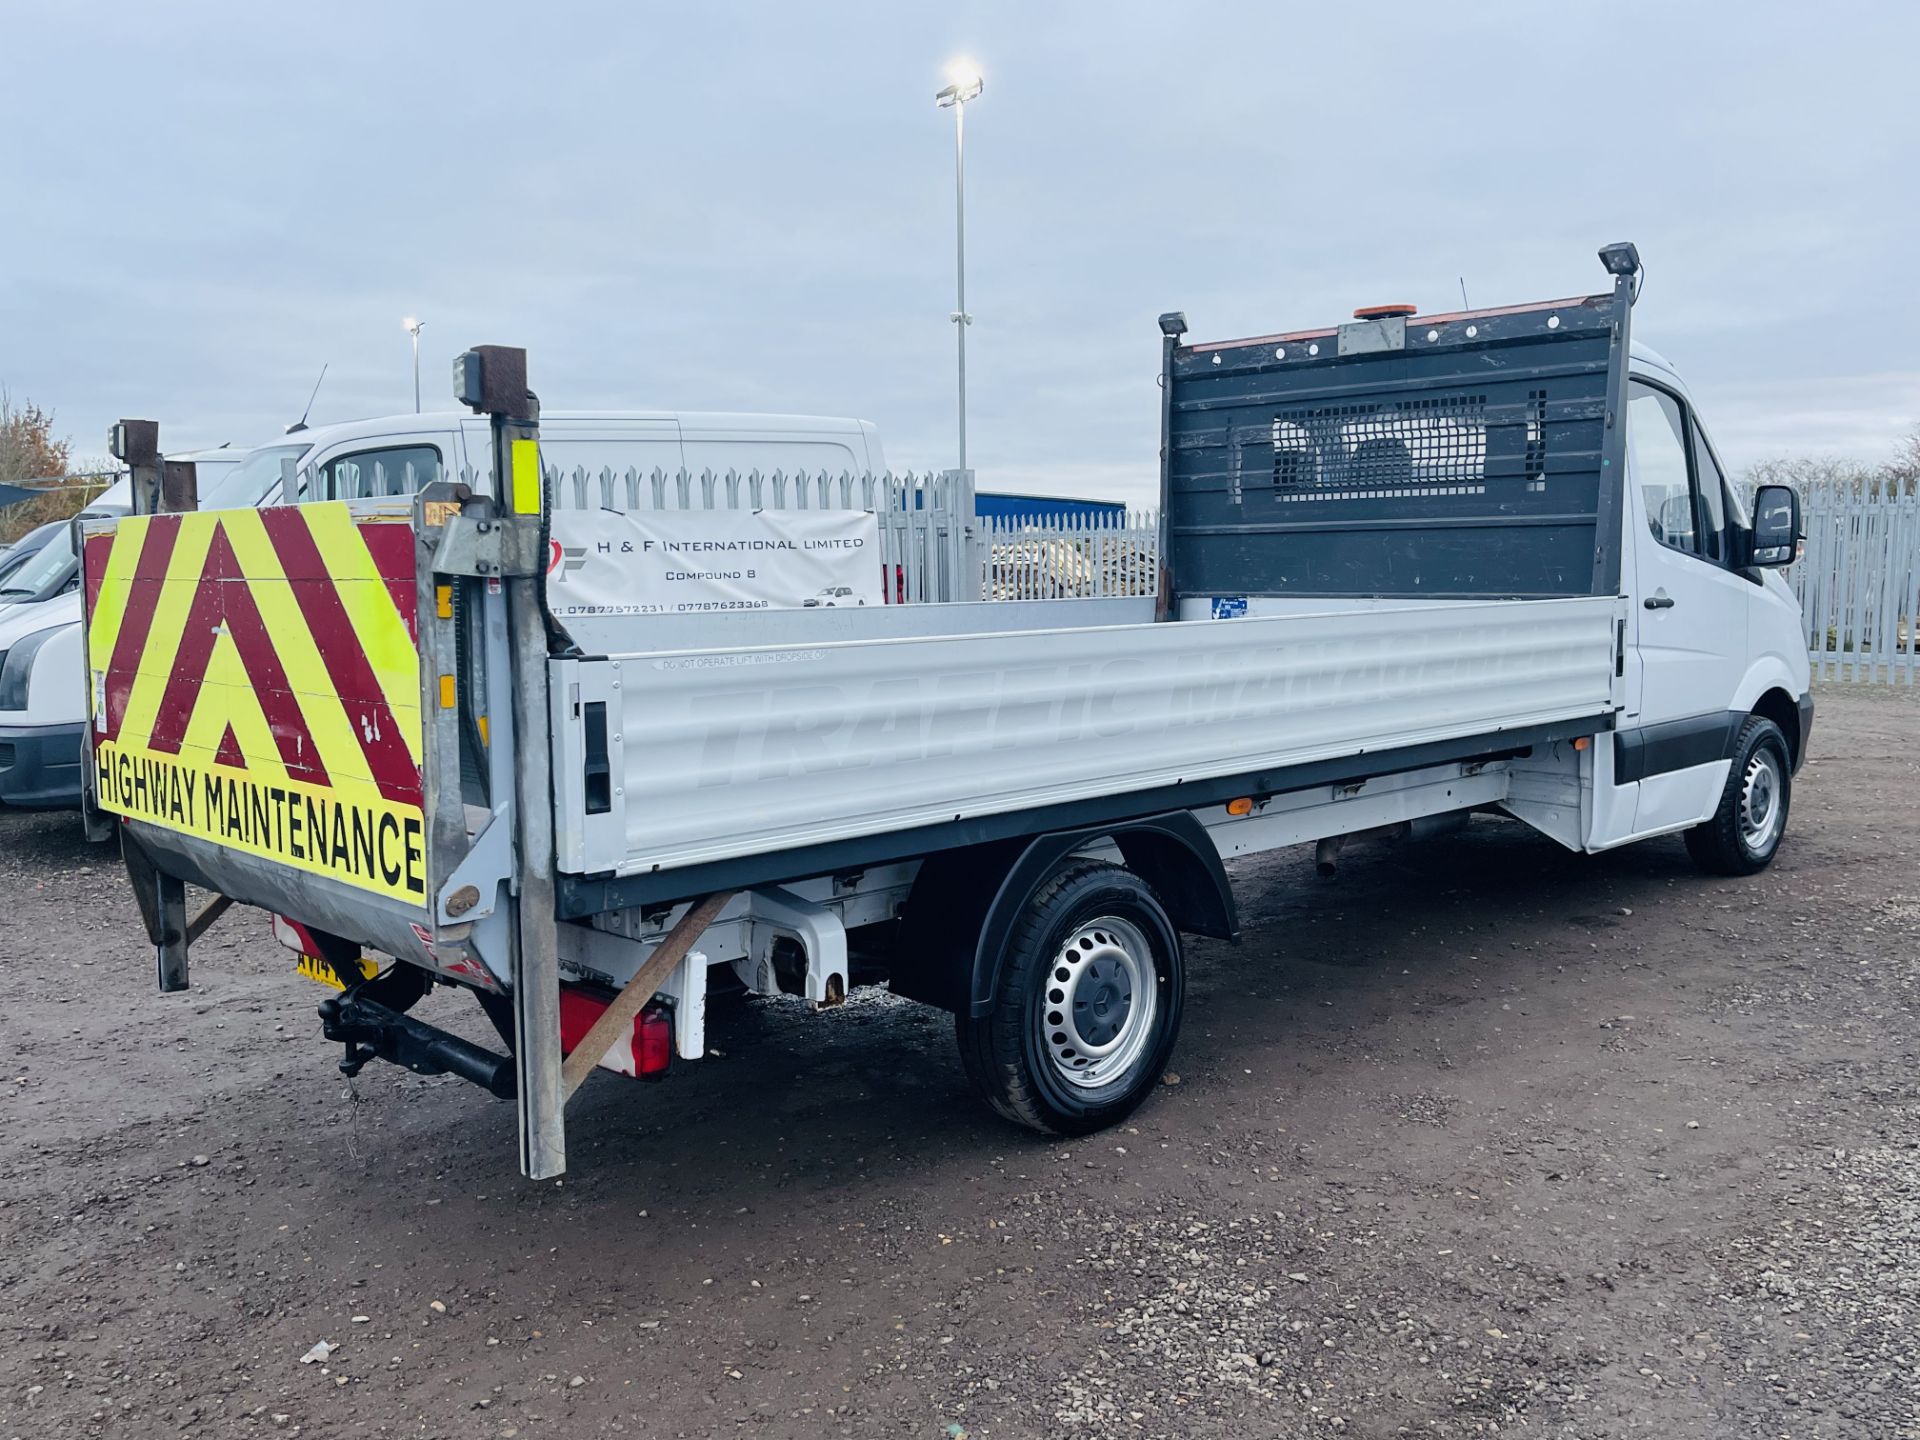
[935,59,983,107]
[403,316,424,336]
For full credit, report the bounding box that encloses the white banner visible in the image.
[546,508,883,616]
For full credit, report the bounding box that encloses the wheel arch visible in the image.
[1747,685,1803,769]
[889,812,1235,1019]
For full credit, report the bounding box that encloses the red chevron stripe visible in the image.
[213,722,246,770]
[100,516,179,743]
[357,521,420,645]
[145,523,330,786]
[258,508,421,805]
[82,533,112,618]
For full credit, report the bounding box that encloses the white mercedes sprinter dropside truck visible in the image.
[79,243,1810,1179]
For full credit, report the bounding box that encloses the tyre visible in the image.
[1684,715,1792,876]
[956,860,1184,1135]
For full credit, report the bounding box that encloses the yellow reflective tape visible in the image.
[477,714,489,745]
[435,584,453,619]
[438,674,456,709]
[510,438,541,515]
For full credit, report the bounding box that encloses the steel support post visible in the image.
[470,355,567,1180]
[1153,316,1185,621]
[153,871,189,993]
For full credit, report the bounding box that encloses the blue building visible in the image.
[976,491,1125,526]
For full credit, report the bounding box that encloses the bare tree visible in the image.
[0,390,110,544]
[1889,423,1920,494]
[0,389,73,485]
[1744,423,1920,501]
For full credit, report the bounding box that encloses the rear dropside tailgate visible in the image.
[77,499,488,983]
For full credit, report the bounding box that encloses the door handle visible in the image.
[1643,593,1675,610]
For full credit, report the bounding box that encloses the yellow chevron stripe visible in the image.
[299,505,423,764]
[85,516,146,672]
[176,626,295,787]
[218,508,397,785]
[116,515,218,749]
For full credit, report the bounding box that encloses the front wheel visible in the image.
[1684,715,1792,875]
[956,860,1184,1136]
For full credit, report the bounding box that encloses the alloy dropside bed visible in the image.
[80,256,1639,1177]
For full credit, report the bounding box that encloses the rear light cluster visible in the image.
[558,984,672,1079]
[634,1006,672,1077]
[275,914,673,1080]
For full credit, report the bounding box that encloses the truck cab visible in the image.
[1606,343,1811,851]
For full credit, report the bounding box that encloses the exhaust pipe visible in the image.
[1314,811,1472,878]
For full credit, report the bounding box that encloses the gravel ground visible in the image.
[1,683,1915,1439]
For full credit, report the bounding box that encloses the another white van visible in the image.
[201,411,887,510]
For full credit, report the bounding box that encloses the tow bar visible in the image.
[318,972,516,1100]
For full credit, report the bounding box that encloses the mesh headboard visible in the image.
[1162,289,1630,600]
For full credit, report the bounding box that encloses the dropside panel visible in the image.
[554,596,1619,882]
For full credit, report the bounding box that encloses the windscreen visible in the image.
[199,442,310,510]
[0,521,92,599]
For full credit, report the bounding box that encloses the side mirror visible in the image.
[1749,483,1801,567]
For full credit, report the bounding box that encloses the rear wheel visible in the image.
[1684,715,1792,875]
[956,860,1184,1135]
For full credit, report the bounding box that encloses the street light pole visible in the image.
[403,317,425,413]
[935,63,982,478]
[952,98,967,475]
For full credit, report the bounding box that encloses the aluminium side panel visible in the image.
[561,596,1618,880]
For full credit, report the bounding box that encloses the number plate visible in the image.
[295,953,378,990]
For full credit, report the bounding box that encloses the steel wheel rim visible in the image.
[1040,915,1159,1090]
[1739,749,1783,851]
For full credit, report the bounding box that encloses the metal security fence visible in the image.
[1791,487,1920,684]
[979,510,1160,600]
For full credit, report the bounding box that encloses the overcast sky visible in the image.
[5,1,1917,504]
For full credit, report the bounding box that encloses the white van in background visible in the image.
[0,415,885,808]
[202,411,888,509]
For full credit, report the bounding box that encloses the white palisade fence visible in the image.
[545,465,975,605]
[979,510,1160,600]
[541,462,1159,603]
[1790,485,1920,684]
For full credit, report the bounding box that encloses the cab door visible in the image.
[1620,379,1749,834]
